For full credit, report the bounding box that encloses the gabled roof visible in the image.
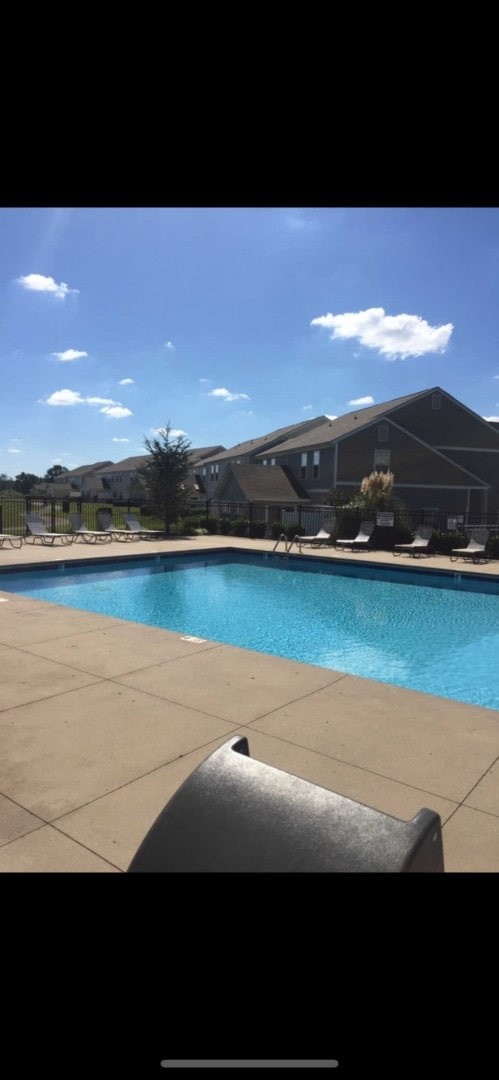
[95,456,151,474]
[201,416,329,464]
[189,445,225,464]
[213,463,310,503]
[56,460,113,479]
[255,390,433,456]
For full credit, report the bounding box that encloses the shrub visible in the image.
[249,520,267,539]
[204,517,219,534]
[231,517,249,537]
[431,530,464,555]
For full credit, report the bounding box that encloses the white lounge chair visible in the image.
[24,513,73,545]
[69,513,113,544]
[96,510,138,541]
[335,520,374,551]
[393,526,433,558]
[297,527,332,551]
[450,528,490,564]
[0,533,23,549]
[124,513,164,538]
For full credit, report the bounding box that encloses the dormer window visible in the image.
[378,423,389,442]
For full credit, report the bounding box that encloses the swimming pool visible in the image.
[1,550,499,711]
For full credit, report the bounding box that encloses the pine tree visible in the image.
[139,426,192,534]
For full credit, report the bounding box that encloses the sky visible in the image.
[1,206,499,478]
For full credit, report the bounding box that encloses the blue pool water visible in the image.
[1,551,499,710]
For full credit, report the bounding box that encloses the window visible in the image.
[262,459,267,466]
[270,458,275,466]
[373,449,391,470]
[378,424,389,442]
[432,393,442,410]
[202,466,206,477]
[313,450,320,479]
[300,452,307,479]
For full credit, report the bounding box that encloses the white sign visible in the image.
[376,512,394,527]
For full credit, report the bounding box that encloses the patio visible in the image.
[1,536,499,872]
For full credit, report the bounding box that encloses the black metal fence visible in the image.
[1,495,499,551]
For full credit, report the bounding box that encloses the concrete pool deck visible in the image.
[1,535,499,872]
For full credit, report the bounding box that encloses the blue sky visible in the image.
[1,206,499,478]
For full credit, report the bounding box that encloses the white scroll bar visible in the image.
[160,1063,339,1069]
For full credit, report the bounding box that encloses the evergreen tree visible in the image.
[139,426,192,533]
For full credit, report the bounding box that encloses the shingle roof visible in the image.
[201,416,329,464]
[213,464,310,503]
[189,445,225,464]
[254,389,433,456]
[94,448,224,475]
[94,456,151,474]
[57,460,113,478]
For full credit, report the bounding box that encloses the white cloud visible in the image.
[17,273,78,299]
[325,414,338,420]
[112,437,130,443]
[302,404,313,411]
[285,214,319,232]
[348,395,375,406]
[493,376,499,380]
[52,349,87,362]
[44,389,86,406]
[311,307,453,359]
[165,341,175,350]
[100,405,133,418]
[42,390,132,417]
[484,415,499,421]
[151,427,187,438]
[119,378,134,385]
[199,378,210,383]
[8,448,21,453]
[208,387,250,402]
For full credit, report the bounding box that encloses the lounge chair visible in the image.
[450,528,490,565]
[24,513,73,545]
[393,526,433,558]
[297,527,332,551]
[335,520,375,551]
[68,513,113,544]
[96,509,138,541]
[124,513,164,539]
[0,533,23,549]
